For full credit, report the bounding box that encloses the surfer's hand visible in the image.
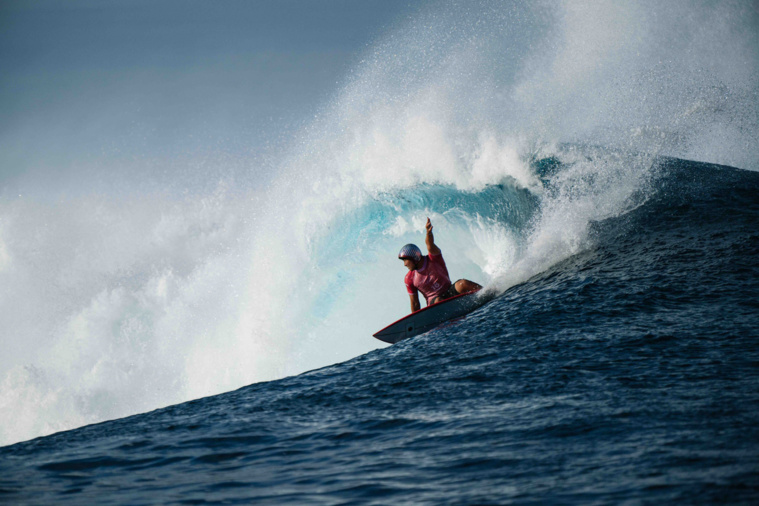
[425,217,440,255]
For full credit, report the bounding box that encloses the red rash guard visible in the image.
[404,252,452,305]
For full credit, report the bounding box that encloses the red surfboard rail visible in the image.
[373,289,488,344]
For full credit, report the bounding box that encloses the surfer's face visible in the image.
[402,258,418,271]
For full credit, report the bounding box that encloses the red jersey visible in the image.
[405,252,452,305]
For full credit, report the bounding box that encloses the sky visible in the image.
[3,0,757,198]
[0,0,418,195]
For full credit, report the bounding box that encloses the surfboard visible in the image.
[373,289,489,344]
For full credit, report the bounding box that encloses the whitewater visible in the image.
[1,1,758,501]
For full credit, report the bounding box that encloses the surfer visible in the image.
[399,218,482,312]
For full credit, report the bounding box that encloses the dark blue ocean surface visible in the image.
[1,157,758,504]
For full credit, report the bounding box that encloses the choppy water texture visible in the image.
[1,157,757,504]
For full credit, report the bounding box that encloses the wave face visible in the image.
[1,0,758,454]
[1,157,758,503]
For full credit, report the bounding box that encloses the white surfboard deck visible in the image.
[373,289,489,344]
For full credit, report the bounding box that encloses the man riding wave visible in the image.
[399,218,482,312]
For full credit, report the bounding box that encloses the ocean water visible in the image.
[1,0,759,502]
[1,155,757,504]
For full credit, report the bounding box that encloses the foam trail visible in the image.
[0,188,270,444]
[2,0,758,447]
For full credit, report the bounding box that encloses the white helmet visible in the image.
[398,244,422,263]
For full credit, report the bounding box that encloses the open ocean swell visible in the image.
[1,156,757,504]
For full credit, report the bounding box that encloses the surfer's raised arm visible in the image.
[425,217,441,256]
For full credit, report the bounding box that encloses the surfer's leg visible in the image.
[454,279,482,294]
[431,283,458,305]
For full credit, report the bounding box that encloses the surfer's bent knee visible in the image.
[455,279,482,294]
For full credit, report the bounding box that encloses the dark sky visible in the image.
[0,0,419,193]
[3,0,757,196]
